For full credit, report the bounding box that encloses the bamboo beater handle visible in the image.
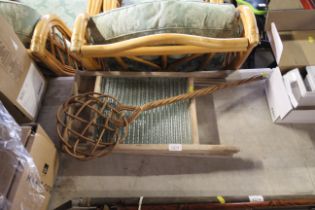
[140,75,265,112]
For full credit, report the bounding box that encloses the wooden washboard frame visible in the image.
[87,71,240,157]
[71,0,259,71]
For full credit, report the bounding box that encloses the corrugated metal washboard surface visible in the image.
[100,77,192,144]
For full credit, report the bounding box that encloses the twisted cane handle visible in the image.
[140,75,265,112]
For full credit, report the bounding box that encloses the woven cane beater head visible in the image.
[56,92,138,160]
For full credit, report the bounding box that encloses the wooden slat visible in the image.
[78,70,229,78]
[113,144,240,156]
[199,53,214,70]
[115,57,128,70]
[188,78,199,144]
[162,55,168,69]
[94,76,102,93]
[127,56,161,70]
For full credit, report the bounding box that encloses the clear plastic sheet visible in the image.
[0,101,45,210]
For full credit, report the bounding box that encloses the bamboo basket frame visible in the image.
[30,14,100,76]
[86,72,240,157]
[71,0,259,71]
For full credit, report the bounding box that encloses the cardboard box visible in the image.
[267,23,315,71]
[265,0,315,71]
[1,124,59,210]
[305,66,315,91]
[283,68,315,107]
[265,67,315,123]
[0,15,46,123]
[266,0,315,31]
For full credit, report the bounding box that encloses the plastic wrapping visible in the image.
[0,101,45,210]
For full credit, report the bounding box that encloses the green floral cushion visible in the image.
[18,0,88,28]
[0,0,41,47]
[87,0,241,44]
[121,0,203,6]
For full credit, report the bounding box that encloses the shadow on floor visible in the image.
[58,153,263,176]
[282,124,315,145]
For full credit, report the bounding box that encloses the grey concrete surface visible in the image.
[38,76,315,209]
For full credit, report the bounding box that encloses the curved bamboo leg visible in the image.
[31,14,100,75]
[230,5,259,69]
[208,0,224,3]
[87,0,103,15]
[103,0,120,11]
[199,53,214,70]
[127,56,161,70]
[115,57,128,70]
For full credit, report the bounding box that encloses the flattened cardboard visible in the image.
[283,68,315,107]
[0,16,46,123]
[265,67,292,121]
[305,66,315,91]
[265,67,315,123]
[270,23,283,64]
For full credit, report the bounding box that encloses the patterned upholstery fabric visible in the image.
[87,0,241,44]
[0,0,41,47]
[19,0,88,28]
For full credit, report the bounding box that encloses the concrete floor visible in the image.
[38,70,315,209]
[35,46,315,210]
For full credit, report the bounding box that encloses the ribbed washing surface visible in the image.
[100,77,192,144]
